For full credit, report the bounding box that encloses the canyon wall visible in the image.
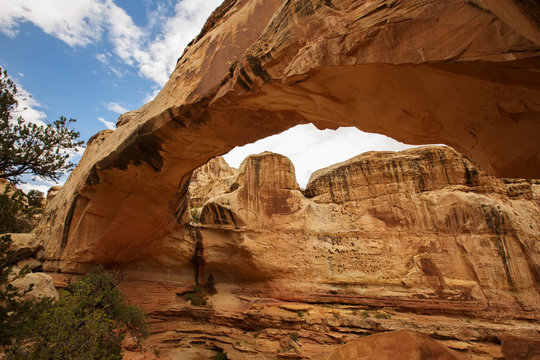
[36,0,540,270]
[113,146,539,359]
[196,146,540,315]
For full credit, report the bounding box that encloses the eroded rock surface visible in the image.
[188,156,237,208]
[11,272,59,301]
[108,146,539,359]
[326,330,469,360]
[198,147,540,313]
[38,0,540,272]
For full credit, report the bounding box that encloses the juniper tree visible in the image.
[0,66,84,185]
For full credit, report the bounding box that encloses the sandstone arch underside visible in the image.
[38,0,540,270]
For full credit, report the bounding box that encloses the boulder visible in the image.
[501,334,540,360]
[11,272,59,301]
[17,258,42,271]
[326,330,469,360]
[4,233,42,265]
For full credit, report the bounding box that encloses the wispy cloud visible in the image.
[0,0,223,86]
[97,116,116,130]
[11,79,47,126]
[143,88,160,103]
[105,102,128,114]
[0,0,106,46]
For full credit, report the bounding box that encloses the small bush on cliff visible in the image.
[26,189,44,207]
[0,187,46,234]
[0,234,45,348]
[190,206,201,224]
[210,350,228,360]
[0,189,33,233]
[2,264,148,359]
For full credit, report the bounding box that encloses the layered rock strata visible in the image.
[198,146,540,315]
[113,146,538,359]
[37,0,540,271]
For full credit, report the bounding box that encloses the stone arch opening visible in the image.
[38,0,540,275]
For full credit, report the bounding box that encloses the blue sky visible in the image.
[0,0,417,191]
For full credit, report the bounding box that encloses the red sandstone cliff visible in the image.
[35,0,540,273]
[112,146,540,359]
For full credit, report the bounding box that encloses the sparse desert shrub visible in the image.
[211,350,227,360]
[375,312,391,319]
[3,264,148,359]
[190,206,201,224]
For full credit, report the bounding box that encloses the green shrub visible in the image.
[375,312,391,319]
[183,275,217,306]
[190,206,201,224]
[0,189,33,233]
[184,287,208,306]
[211,350,227,360]
[3,265,148,359]
[0,234,39,347]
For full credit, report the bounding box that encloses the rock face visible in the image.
[325,330,468,360]
[188,156,237,208]
[111,146,539,359]
[198,147,540,313]
[37,0,540,272]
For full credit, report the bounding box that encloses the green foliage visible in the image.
[211,350,228,360]
[184,286,208,306]
[375,312,391,319]
[0,234,43,348]
[183,274,217,306]
[190,206,201,224]
[290,332,299,342]
[296,310,305,317]
[2,264,148,359]
[0,189,34,233]
[0,67,83,185]
[26,189,44,207]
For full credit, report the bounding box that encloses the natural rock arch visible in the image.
[38,0,540,271]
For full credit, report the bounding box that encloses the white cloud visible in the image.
[0,0,223,86]
[105,102,128,114]
[143,88,160,103]
[97,116,116,130]
[0,0,106,46]
[19,181,58,195]
[11,80,47,126]
[223,124,421,188]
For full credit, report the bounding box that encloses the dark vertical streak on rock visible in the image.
[190,226,204,286]
[60,198,77,252]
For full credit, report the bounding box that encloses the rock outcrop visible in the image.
[326,330,468,360]
[188,156,237,208]
[11,272,59,301]
[198,147,540,314]
[37,0,540,273]
[110,146,538,359]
